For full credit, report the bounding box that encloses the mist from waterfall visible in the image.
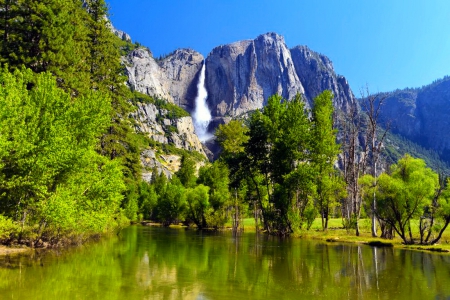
[193,62,212,142]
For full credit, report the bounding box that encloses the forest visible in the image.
[0,0,449,247]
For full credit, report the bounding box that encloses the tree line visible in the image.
[0,0,147,245]
[140,90,450,245]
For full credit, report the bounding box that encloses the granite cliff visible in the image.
[126,32,357,128]
[125,48,204,110]
[205,33,356,121]
[377,77,450,163]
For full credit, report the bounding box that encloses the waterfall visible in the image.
[193,61,212,142]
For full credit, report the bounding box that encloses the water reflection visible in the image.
[0,226,450,300]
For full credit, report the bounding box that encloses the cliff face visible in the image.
[125,32,356,121]
[205,33,305,117]
[158,49,204,110]
[204,33,356,120]
[377,77,450,162]
[125,48,173,100]
[124,48,204,110]
[290,45,354,112]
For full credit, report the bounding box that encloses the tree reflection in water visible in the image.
[1,226,450,300]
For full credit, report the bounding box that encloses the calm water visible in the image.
[1,225,450,300]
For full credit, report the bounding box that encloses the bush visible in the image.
[0,215,19,241]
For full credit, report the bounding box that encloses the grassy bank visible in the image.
[225,217,450,253]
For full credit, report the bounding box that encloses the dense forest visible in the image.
[1,0,450,247]
[0,0,146,245]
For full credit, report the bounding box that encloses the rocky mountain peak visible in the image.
[205,32,305,118]
[255,32,286,45]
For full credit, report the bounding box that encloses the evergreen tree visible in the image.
[0,0,91,93]
[176,154,197,188]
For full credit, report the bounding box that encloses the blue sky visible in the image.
[107,0,450,93]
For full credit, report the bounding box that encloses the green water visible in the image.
[1,226,450,300]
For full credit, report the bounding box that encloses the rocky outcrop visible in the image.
[141,149,179,181]
[132,102,206,156]
[205,33,305,117]
[124,48,173,100]
[111,27,131,42]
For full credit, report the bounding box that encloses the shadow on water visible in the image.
[1,225,450,300]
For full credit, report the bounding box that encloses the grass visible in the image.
[227,217,450,253]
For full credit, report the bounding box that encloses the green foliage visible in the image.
[185,184,210,228]
[215,119,249,156]
[138,181,158,220]
[0,215,19,241]
[157,177,186,226]
[311,90,346,230]
[0,0,91,93]
[176,155,198,188]
[198,161,230,211]
[361,154,442,244]
[214,92,345,235]
[382,130,450,175]
[0,68,125,239]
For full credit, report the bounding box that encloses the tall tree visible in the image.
[338,104,368,235]
[0,0,91,93]
[176,154,197,188]
[311,90,345,230]
[360,89,389,237]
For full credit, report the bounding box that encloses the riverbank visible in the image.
[0,246,29,255]
[224,217,450,253]
[2,218,449,256]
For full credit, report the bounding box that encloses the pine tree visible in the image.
[0,0,91,93]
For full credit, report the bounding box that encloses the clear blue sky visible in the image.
[107,0,450,93]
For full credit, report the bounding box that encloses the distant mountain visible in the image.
[376,76,450,164]
[119,29,450,174]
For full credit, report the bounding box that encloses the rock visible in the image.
[132,102,207,157]
[111,27,131,42]
[125,48,173,101]
[158,49,204,111]
[290,45,356,112]
[125,48,204,108]
[378,77,450,162]
[140,149,174,181]
[206,33,305,117]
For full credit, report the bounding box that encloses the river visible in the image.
[0,225,449,299]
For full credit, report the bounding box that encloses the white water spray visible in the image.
[193,62,212,142]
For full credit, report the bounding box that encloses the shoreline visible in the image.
[0,245,30,256]
[2,222,449,257]
[141,221,450,254]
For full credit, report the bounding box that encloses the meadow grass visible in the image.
[226,217,450,253]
